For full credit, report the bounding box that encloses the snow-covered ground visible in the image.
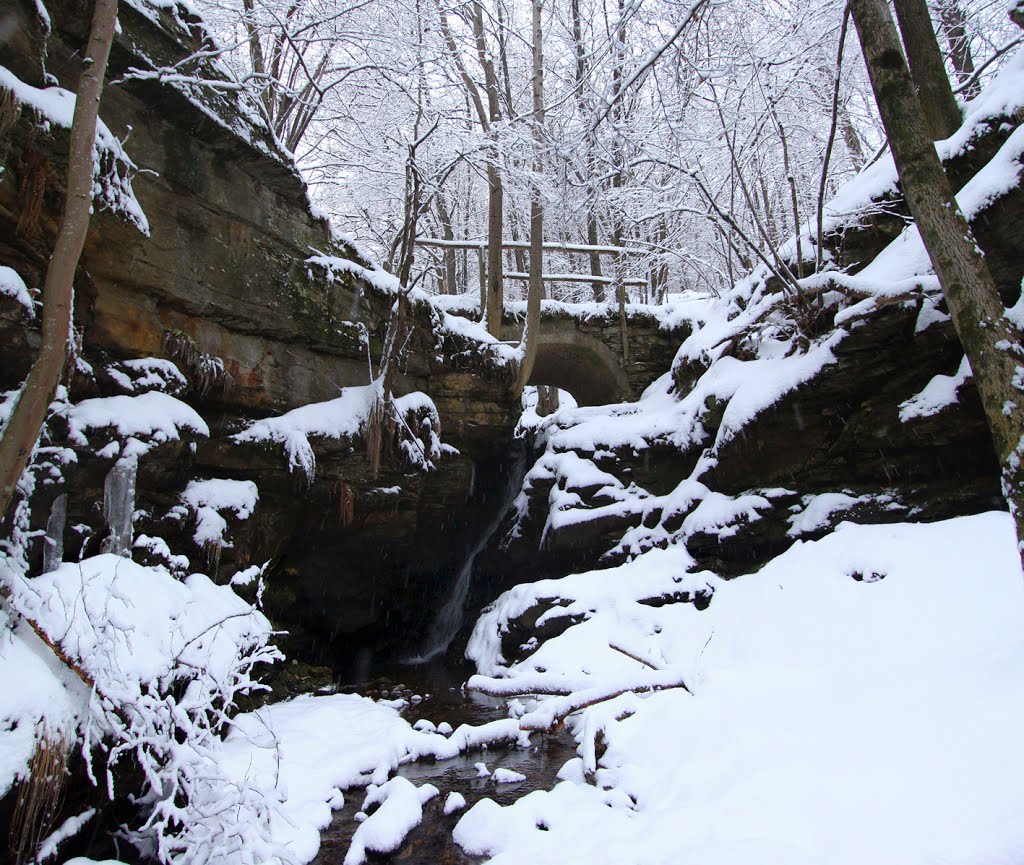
[457,512,1024,865]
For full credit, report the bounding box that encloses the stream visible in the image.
[311,657,578,864]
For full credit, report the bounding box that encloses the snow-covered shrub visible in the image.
[2,555,286,864]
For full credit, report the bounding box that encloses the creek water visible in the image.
[311,658,578,864]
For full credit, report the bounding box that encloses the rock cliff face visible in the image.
[0,0,524,657]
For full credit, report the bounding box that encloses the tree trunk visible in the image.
[513,0,544,396]
[611,0,630,361]
[586,217,606,303]
[891,0,962,139]
[850,0,1024,567]
[470,0,506,336]
[840,106,866,169]
[570,0,605,303]
[0,0,119,522]
[485,162,504,333]
[936,1,978,98]
[434,0,501,321]
[435,194,458,294]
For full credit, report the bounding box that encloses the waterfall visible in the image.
[102,455,137,557]
[410,447,529,663]
[42,493,67,573]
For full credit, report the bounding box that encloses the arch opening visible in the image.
[527,340,629,406]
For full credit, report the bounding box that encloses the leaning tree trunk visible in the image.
[850,0,1024,568]
[0,0,120,522]
[891,0,962,139]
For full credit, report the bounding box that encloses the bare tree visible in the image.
[434,0,506,333]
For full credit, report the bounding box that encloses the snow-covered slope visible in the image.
[458,513,1024,865]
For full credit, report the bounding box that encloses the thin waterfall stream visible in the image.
[408,447,529,663]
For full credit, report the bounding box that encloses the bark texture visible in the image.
[891,0,962,139]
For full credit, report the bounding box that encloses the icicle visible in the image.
[102,455,137,557]
[42,493,67,573]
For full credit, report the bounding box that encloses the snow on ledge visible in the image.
[180,478,259,548]
[0,66,149,234]
[0,266,34,316]
[232,383,380,478]
[899,355,972,422]
[233,382,446,479]
[65,391,209,459]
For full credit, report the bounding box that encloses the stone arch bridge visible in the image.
[498,304,690,405]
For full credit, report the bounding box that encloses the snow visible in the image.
[0,66,149,234]
[233,382,379,477]
[0,33,1020,865]
[456,513,1024,865]
[492,767,527,784]
[899,355,972,422]
[233,382,445,479]
[219,692,530,863]
[0,610,87,797]
[307,251,403,296]
[787,491,871,537]
[0,266,34,315]
[344,777,438,865]
[220,692,422,862]
[64,860,128,865]
[444,791,467,814]
[430,294,700,336]
[10,554,270,703]
[180,478,259,548]
[942,45,1024,159]
[440,55,1024,865]
[36,807,96,862]
[0,550,279,865]
[107,358,187,395]
[133,533,190,574]
[65,391,209,459]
